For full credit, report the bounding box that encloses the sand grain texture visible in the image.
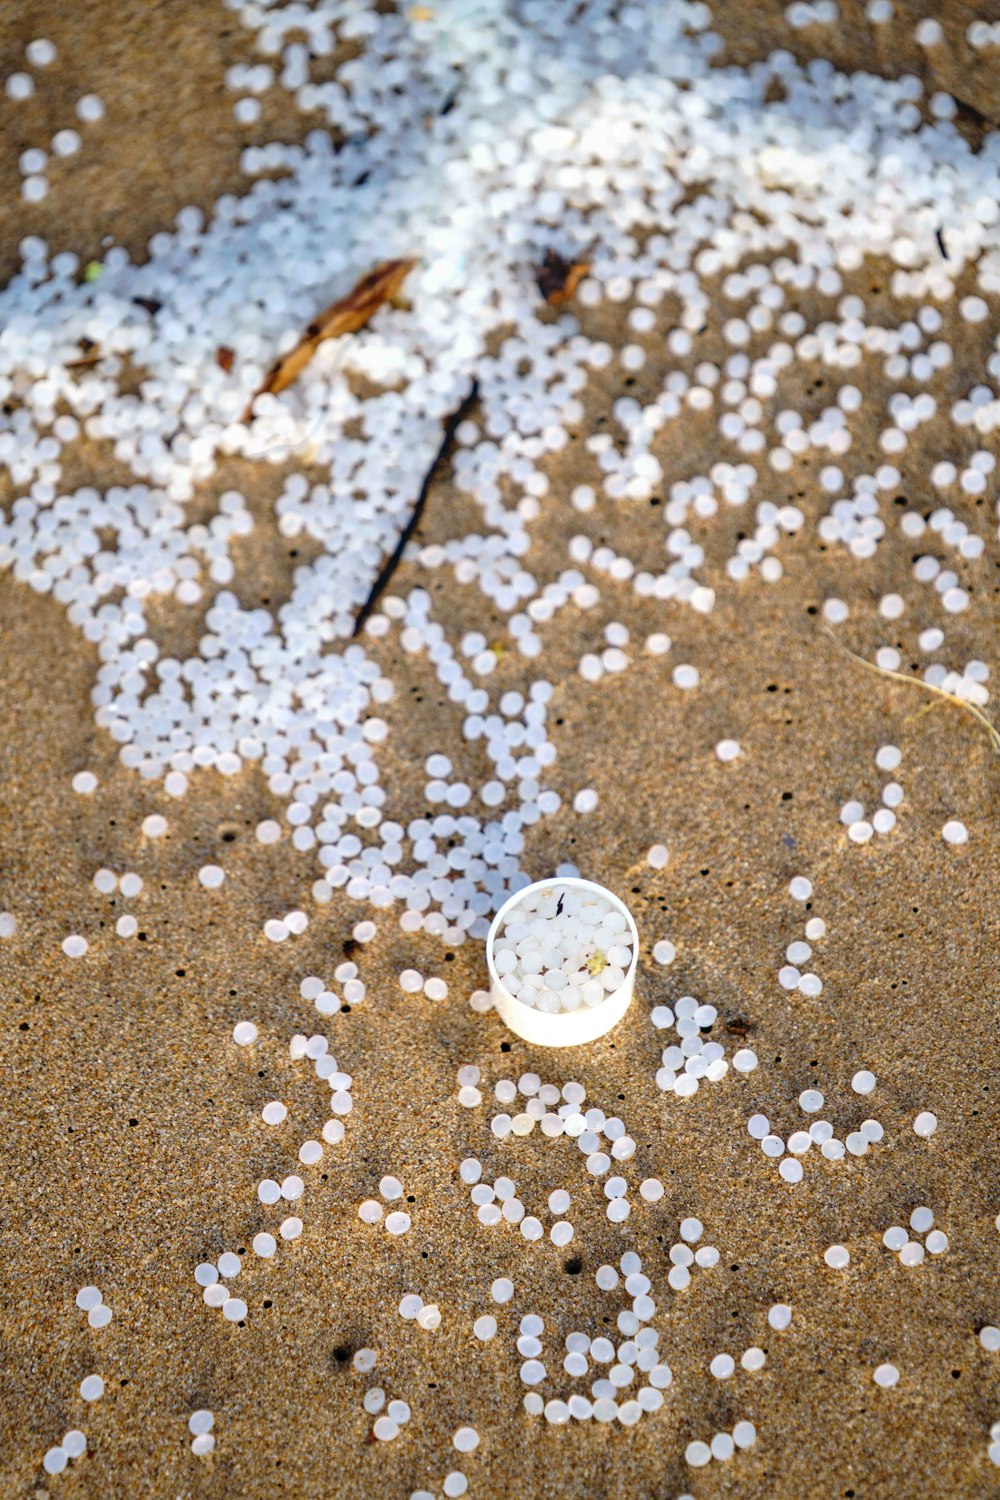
[0,3,998,1498]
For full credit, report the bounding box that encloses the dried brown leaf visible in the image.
[244,258,416,419]
[536,249,590,305]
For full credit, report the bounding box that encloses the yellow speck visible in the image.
[409,5,435,20]
[586,950,607,976]
[489,641,506,659]
[83,261,104,282]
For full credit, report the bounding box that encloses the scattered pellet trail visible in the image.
[454,1133,794,1459]
[40,1376,105,1478]
[193,1019,357,1322]
[452,1067,789,1449]
[6,37,101,208]
[2,3,999,951]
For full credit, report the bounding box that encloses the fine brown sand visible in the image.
[1,5,999,1499]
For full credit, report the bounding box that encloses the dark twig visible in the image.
[352,378,479,636]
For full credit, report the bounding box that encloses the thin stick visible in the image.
[824,627,1000,755]
[352,378,479,637]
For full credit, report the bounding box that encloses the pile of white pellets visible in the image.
[491,884,633,1012]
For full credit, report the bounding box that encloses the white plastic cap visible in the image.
[486,877,638,1047]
